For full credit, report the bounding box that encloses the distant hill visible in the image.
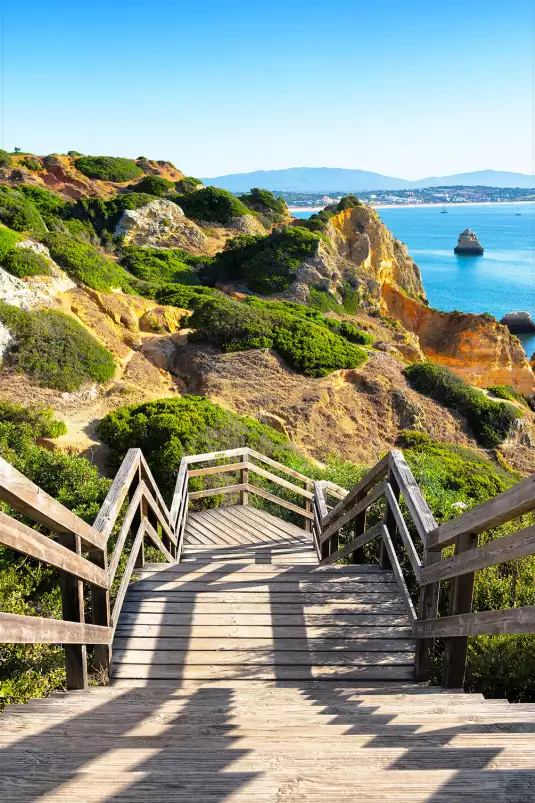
[202,167,535,193]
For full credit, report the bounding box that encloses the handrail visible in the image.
[0,449,177,690]
[312,448,535,689]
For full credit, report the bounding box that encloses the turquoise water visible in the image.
[292,204,535,357]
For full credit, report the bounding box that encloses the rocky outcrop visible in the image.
[115,199,211,254]
[0,252,75,310]
[500,311,535,334]
[382,284,535,395]
[454,229,484,255]
[0,322,12,361]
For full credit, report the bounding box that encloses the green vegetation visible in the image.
[19,185,71,228]
[120,245,206,285]
[132,175,174,197]
[0,303,115,391]
[0,188,47,236]
[404,362,522,448]
[205,226,320,294]
[69,192,154,235]
[186,294,368,377]
[21,157,41,172]
[177,176,203,193]
[0,149,12,168]
[0,401,67,437]
[171,186,250,224]
[303,194,363,234]
[3,247,51,278]
[486,384,528,407]
[44,232,132,291]
[74,155,143,182]
[0,225,23,260]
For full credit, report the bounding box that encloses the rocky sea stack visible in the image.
[500,311,535,334]
[454,229,484,255]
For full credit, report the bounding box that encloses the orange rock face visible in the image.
[382,284,535,395]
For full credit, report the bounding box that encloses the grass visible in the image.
[74,156,143,182]
[44,232,133,292]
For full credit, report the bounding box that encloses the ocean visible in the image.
[292,203,535,357]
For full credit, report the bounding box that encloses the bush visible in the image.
[486,384,528,407]
[131,175,174,197]
[44,231,132,291]
[74,156,143,182]
[19,185,71,228]
[3,247,51,278]
[0,226,23,260]
[0,303,116,391]
[154,283,221,309]
[170,186,250,224]
[336,194,363,211]
[0,188,47,236]
[120,245,205,285]
[21,157,41,172]
[206,226,320,294]
[404,362,522,447]
[0,149,12,168]
[68,192,154,235]
[177,176,203,193]
[0,401,66,437]
[239,187,287,215]
[187,294,368,377]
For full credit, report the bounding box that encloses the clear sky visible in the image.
[4,0,534,178]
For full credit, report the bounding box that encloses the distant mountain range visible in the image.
[201,167,535,193]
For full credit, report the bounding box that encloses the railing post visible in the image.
[241,452,249,506]
[350,489,367,564]
[414,547,441,681]
[442,532,478,688]
[88,546,111,678]
[304,482,312,533]
[59,533,88,690]
[380,468,398,569]
[136,494,147,569]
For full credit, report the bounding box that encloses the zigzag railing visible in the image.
[312,450,535,688]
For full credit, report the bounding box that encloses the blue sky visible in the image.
[5,0,533,178]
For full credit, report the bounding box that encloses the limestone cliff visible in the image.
[382,284,535,395]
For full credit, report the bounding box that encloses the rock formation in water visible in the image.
[500,311,535,334]
[454,229,484,255]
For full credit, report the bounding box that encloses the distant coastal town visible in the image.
[282,185,535,209]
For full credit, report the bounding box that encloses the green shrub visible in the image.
[154,283,221,309]
[0,401,66,437]
[21,157,41,172]
[336,194,363,210]
[170,186,250,224]
[74,156,143,182]
[68,192,154,235]
[44,232,132,291]
[0,226,23,260]
[3,247,51,278]
[177,176,203,193]
[0,188,47,236]
[187,294,368,377]
[323,318,374,346]
[66,150,83,157]
[120,245,205,285]
[404,362,522,447]
[239,187,287,216]
[19,185,71,227]
[0,303,115,391]
[206,226,320,294]
[132,175,174,197]
[486,384,528,407]
[0,149,12,168]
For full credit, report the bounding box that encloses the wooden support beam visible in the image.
[58,533,87,690]
[443,532,478,689]
[380,523,416,627]
[380,471,398,570]
[414,604,535,638]
[320,522,382,565]
[241,453,249,506]
[0,613,111,644]
[413,546,441,682]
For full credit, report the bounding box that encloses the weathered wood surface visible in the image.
[92,448,140,540]
[320,522,382,565]
[414,604,535,638]
[0,511,107,587]
[379,523,417,626]
[0,612,112,644]
[0,456,104,549]
[322,453,390,529]
[388,450,437,543]
[384,482,421,578]
[319,482,386,545]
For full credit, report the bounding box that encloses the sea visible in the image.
[292,203,535,357]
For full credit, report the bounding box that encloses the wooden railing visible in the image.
[170,447,314,545]
[0,449,178,690]
[312,449,535,687]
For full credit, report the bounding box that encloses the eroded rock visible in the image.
[115,199,210,253]
[500,311,535,334]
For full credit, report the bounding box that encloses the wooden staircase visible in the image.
[2,448,535,799]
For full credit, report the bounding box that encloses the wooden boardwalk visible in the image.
[3,492,535,800]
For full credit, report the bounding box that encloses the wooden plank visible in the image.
[139,452,171,521]
[112,649,413,666]
[0,512,108,587]
[111,664,415,680]
[320,482,386,545]
[320,522,382,565]
[188,462,245,478]
[92,449,140,541]
[112,637,415,652]
[0,612,112,644]
[117,612,410,626]
[414,604,535,638]
[128,580,398,593]
[384,482,422,578]
[388,450,437,544]
[198,508,285,545]
[239,506,309,540]
[247,448,312,484]
[208,507,308,547]
[144,520,175,564]
[246,485,313,520]
[442,530,478,688]
[110,522,146,632]
[427,472,535,551]
[170,458,188,527]
[141,484,177,546]
[185,447,251,465]
[420,523,535,586]
[58,532,87,690]
[132,571,396,584]
[108,484,144,584]
[379,522,416,627]
[414,545,441,682]
[0,457,104,550]
[247,464,314,499]
[189,483,246,500]
[323,453,390,529]
[114,624,414,638]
